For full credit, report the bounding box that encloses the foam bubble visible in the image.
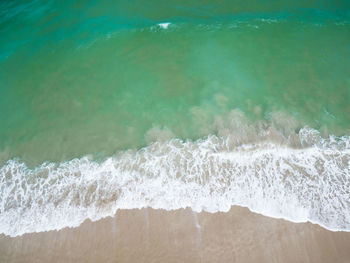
[158,23,170,29]
[1,126,350,237]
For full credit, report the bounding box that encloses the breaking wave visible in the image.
[1,117,350,236]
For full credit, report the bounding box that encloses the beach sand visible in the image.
[1,206,350,263]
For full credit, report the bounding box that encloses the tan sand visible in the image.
[1,206,350,263]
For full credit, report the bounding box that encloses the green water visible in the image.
[1,0,350,166]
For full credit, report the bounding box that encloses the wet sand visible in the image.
[1,206,350,263]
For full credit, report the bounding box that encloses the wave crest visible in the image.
[1,126,350,237]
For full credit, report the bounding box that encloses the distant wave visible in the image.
[1,115,350,236]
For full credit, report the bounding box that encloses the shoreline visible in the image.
[1,206,350,262]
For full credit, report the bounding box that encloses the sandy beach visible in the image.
[1,206,350,263]
[1,1,350,262]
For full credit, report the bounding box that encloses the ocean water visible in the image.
[1,0,350,237]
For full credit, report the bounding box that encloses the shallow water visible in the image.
[1,0,350,236]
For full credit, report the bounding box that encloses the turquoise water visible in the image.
[1,0,350,236]
[1,0,350,165]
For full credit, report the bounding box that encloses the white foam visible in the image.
[158,22,170,29]
[1,127,350,237]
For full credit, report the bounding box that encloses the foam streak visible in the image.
[1,128,350,237]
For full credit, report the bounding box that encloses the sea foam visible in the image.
[1,126,350,237]
[158,22,170,29]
